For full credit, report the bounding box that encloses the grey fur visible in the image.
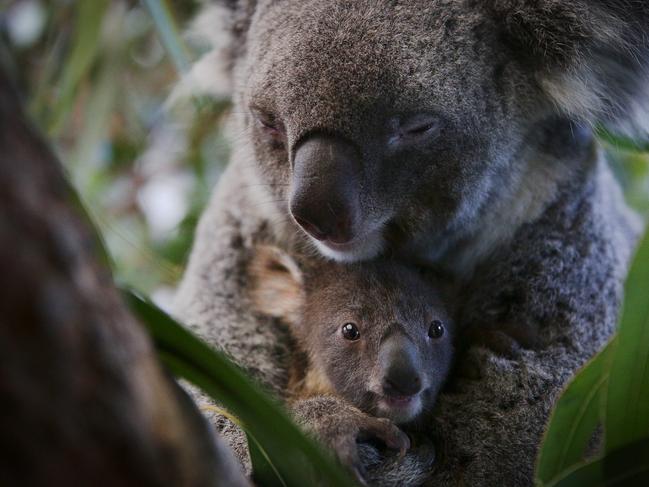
[175,1,647,485]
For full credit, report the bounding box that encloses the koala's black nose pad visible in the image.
[292,215,328,241]
[382,368,422,397]
[292,206,353,243]
[289,134,360,244]
[379,332,423,397]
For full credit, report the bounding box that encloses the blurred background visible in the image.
[1,0,648,311]
[0,0,231,311]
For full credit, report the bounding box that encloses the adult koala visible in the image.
[175,1,649,485]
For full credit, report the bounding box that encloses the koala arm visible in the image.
[426,158,642,486]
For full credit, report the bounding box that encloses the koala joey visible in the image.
[248,245,454,475]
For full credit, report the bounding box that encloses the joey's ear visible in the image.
[248,245,304,325]
[491,1,649,137]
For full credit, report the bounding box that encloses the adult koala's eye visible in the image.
[389,113,442,146]
[341,322,361,341]
[428,320,445,339]
[251,108,285,138]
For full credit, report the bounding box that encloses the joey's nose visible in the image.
[379,333,423,397]
[289,134,360,244]
[382,368,422,397]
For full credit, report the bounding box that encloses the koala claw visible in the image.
[334,415,409,482]
[359,417,411,457]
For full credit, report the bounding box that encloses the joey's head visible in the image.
[249,246,455,425]
[201,1,649,262]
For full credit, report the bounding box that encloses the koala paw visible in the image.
[463,321,540,359]
[290,396,410,484]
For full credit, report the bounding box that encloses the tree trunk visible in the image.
[0,68,248,487]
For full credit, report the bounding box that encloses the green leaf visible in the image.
[198,404,288,486]
[606,231,649,453]
[70,30,123,185]
[49,0,110,135]
[535,340,615,485]
[597,127,649,154]
[247,431,288,487]
[142,0,192,75]
[548,438,649,487]
[124,289,354,487]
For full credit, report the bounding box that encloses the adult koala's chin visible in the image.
[175,1,648,486]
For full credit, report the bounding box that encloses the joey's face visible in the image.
[236,0,546,262]
[304,263,454,425]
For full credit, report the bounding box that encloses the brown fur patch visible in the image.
[287,357,335,399]
[247,245,304,324]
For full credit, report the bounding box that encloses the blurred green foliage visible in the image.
[1,0,230,308]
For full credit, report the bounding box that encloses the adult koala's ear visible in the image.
[247,245,305,326]
[173,1,256,100]
[491,0,649,137]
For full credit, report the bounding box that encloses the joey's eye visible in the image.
[341,322,361,341]
[428,320,445,339]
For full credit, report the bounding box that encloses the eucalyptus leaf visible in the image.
[49,0,109,135]
[606,231,649,453]
[142,0,192,75]
[248,431,288,487]
[597,127,649,154]
[124,289,354,487]
[548,438,649,487]
[535,340,615,485]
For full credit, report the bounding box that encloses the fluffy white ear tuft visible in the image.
[492,0,649,138]
[248,245,304,325]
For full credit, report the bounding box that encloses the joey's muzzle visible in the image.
[289,135,361,244]
[379,333,422,398]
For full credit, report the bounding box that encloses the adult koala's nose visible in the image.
[289,134,361,244]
